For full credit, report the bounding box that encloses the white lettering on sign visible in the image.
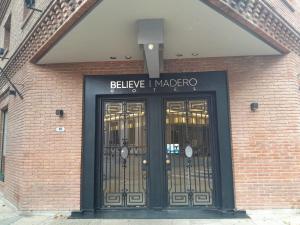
[153,78,197,88]
[110,80,146,89]
[110,78,198,91]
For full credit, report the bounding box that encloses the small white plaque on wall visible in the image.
[55,127,65,132]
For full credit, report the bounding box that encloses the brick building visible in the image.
[0,0,299,217]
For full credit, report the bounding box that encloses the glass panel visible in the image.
[102,101,147,208]
[165,99,213,207]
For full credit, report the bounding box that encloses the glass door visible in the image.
[165,98,214,207]
[102,100,148,208]
[99,96,218,209]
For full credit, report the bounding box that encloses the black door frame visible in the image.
[80,72,235,215]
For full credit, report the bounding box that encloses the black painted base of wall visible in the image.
[70,208,248,219]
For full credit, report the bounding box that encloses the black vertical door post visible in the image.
[215,90,235,210]
[148,96,166,209]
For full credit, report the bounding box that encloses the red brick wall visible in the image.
[0,64,30,208]
[167,54,300,208]
[0,53,298,210]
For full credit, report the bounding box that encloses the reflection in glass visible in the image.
[102,101,147,207]
[165,99,213,207]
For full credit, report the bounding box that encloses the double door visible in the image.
[99,94,220,209]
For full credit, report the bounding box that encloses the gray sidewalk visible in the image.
[0,194,299,225]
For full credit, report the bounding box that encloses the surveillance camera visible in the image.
[25,0,35,8]
[0,48,5,56]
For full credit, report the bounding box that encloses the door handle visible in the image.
[142,159,148,171]
[166,159,171,165]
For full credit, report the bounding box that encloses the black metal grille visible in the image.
[165,99,213,207]
[102,101,147,208]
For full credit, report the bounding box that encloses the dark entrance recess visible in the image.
[77,72,243,218]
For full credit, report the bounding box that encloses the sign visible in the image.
[167,144,180,154]
[109,76,200,94]
[55,127,65,132]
